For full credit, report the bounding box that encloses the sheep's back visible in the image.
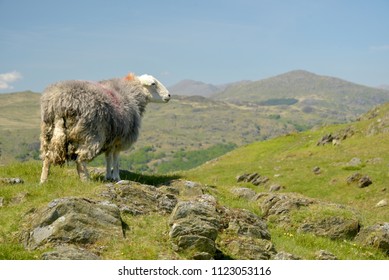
[41,80,141,152]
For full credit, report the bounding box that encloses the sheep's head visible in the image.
[138,74,171,103]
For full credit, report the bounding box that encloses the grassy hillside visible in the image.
[0,91,41,130]
[0,92,41,163]
[1,103,388,260]
[180,103,389,259]
[184,103,389,224]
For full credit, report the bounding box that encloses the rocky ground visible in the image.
[8,176,387,260]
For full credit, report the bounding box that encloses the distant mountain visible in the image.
[378,84,389,90]
[168,79,251,97]
[212,70,389,122]
[168,80,221,97]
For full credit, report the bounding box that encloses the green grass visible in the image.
[1,103,389,259]
[181,107,389,259]
[184,122,389,225]
[0,161,183,260]
[104,214,179,260]
[268,226,387,260]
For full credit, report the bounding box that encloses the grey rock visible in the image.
[161,179,205,198]
[192,252,213,260]
[100,183,178,215]
[116,180,130,185]
[347,173,373,188]
[317,134,334,146]
[236,173,250,182]
[259,193,361,240]
[218,208,274,260]
[312,166,321,175]
[174,235,216,257]
[22,197,124,250]
[375,199,388,207]
[315,250,338,260]
[269,184,284,192]
[169,195,220,258]
[317,128,355,146]
[184,181,198,188]
[358,176,373,188]
[298,215,360,240]
[0,177,24,184]
[252,176,269,186]
[231,187,257,200]
[221,208,271,240]
[261,193,314,218]
[347,157,362,167]
[219,237,275,260]
[273,251,301,260]
[347,173,363,184]
[41,245,101,260]
[355,223,389,253]
[236,173,270,186]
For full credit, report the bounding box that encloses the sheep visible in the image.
[39,73,170,183]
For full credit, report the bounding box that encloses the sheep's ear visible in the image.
[139,74,156,86]
[125,73,135,81]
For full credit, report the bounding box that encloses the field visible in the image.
[1,103,388,259]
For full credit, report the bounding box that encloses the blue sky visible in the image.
[1,0,389,92]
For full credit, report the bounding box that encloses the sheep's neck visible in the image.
[133,90,148,116]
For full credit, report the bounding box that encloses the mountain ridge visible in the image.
[2,70,389,172]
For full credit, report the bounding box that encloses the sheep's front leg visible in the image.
[40,157,51,184]
[105,151,113,180]
[112,151,121,181]
[76,160,90,181]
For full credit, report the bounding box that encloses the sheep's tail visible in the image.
[40,117,68,166]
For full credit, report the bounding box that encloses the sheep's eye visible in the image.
[151,82,156,86]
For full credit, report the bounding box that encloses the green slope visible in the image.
[184,102,389,225]
[1,104,388,260]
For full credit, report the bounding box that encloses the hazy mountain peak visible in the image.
[168,80,220,97]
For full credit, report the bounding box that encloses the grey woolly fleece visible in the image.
[40,77,148,165]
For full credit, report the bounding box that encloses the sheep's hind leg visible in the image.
[76,160,90,181]
[40,157,51,184]
[112,151,121,181]
[105,151,113,181]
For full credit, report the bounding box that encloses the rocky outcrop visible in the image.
[236,173,269,186]
[231,187,257,200]
[168,192,275,260]
[259,193,361,240]
[218,208,275,260]
[273,251,301,260]
[100,182,178,215]
[22,197,124,250]
[16,177,383,260]
[42,245,101,260]
[355,223,389,254]
[0,177,24,184]
[317,127,355,146]
[169,195,220,259]
[347,173,373,188]
[315,250,338,260]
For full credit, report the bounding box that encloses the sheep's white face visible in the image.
[139,74,171,103]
